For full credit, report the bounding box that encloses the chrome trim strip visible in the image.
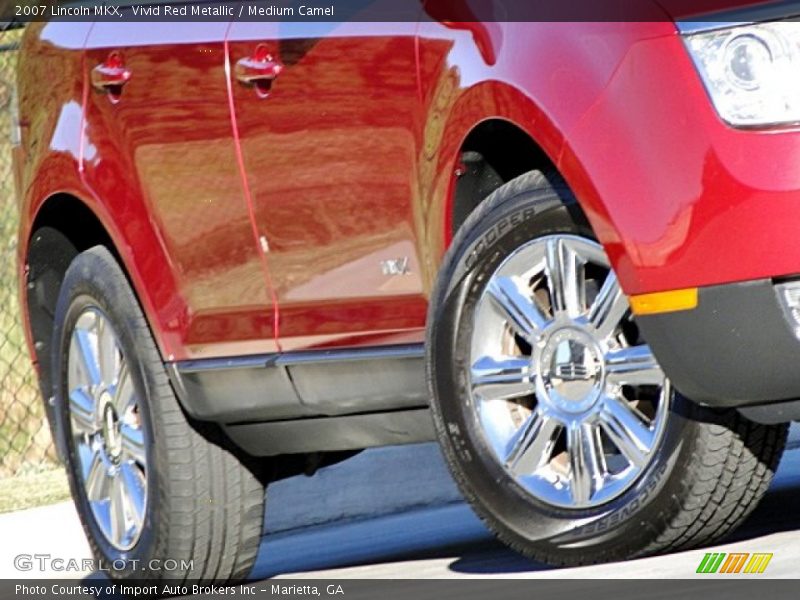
[173,354,277,373]
[676,2,800,35]
[277,343,424,366]
[172,343,425,373]
[676,21,749,34]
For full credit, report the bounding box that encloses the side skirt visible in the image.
[165,343,434,455]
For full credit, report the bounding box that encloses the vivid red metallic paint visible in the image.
[226,18,429,352]
[16,17,800,364]
[80,23,278,359]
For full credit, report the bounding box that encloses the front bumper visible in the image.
[637,278,800,412]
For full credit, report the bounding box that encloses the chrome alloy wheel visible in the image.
[67,308,148,551]
[469,235,670,509]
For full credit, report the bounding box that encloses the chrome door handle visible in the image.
[235,51,283,85]
[91,55,132,92]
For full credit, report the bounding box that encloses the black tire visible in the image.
[426,170,788,565]
[52,246,265,582]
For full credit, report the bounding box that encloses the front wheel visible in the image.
[427,170,788,565]
[52,246,265,582]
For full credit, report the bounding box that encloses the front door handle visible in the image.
[91,53,132,92]
[234,48,283,85]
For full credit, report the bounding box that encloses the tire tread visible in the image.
[56,247,264,583]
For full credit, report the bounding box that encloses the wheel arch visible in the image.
[420,78,593,267]
[24,192,152,398]
[422,103,629,303]
[449,118,559,237]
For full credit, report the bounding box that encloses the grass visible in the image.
[0,467,71,513]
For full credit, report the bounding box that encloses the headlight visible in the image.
[685,22,800,127]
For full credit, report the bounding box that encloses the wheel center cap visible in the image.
[539,327,604,413]
[99,393,122,459]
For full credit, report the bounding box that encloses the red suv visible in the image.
[12,3,800,581]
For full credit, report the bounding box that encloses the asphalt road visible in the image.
[1,426,798,580]
[252,425,800,579]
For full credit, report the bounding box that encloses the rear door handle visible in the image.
[235,50,283,85]
[91,55,132,92]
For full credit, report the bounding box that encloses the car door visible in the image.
[226,12,427,352]
[81,15,278,359]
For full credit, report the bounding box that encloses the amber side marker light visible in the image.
[630,288,698,316]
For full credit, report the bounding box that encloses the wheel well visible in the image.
[25,194,118,398]
[452,120,556,235]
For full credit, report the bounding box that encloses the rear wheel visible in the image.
[427,170,788,564]
[53,246,265,581]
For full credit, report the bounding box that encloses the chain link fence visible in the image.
[0,26,60,481]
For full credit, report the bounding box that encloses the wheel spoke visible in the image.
[96,317,120,389]
[588,271,629,340]
[85,450,110,501]
[74,329,102,387]
[545,238,584,318]
[121,424,146,466]
[485,276,548,340]
[69,388,96,434]
[76,439,96,482]
[119,463,146,531]
[109,474,127,547]
[504,411,561,475]
[471,355,535,401]
[113,362,136,417]
[567,422,605,505]
[92,502,113,545]
[599,394,653,468]
[606,345,664,387]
